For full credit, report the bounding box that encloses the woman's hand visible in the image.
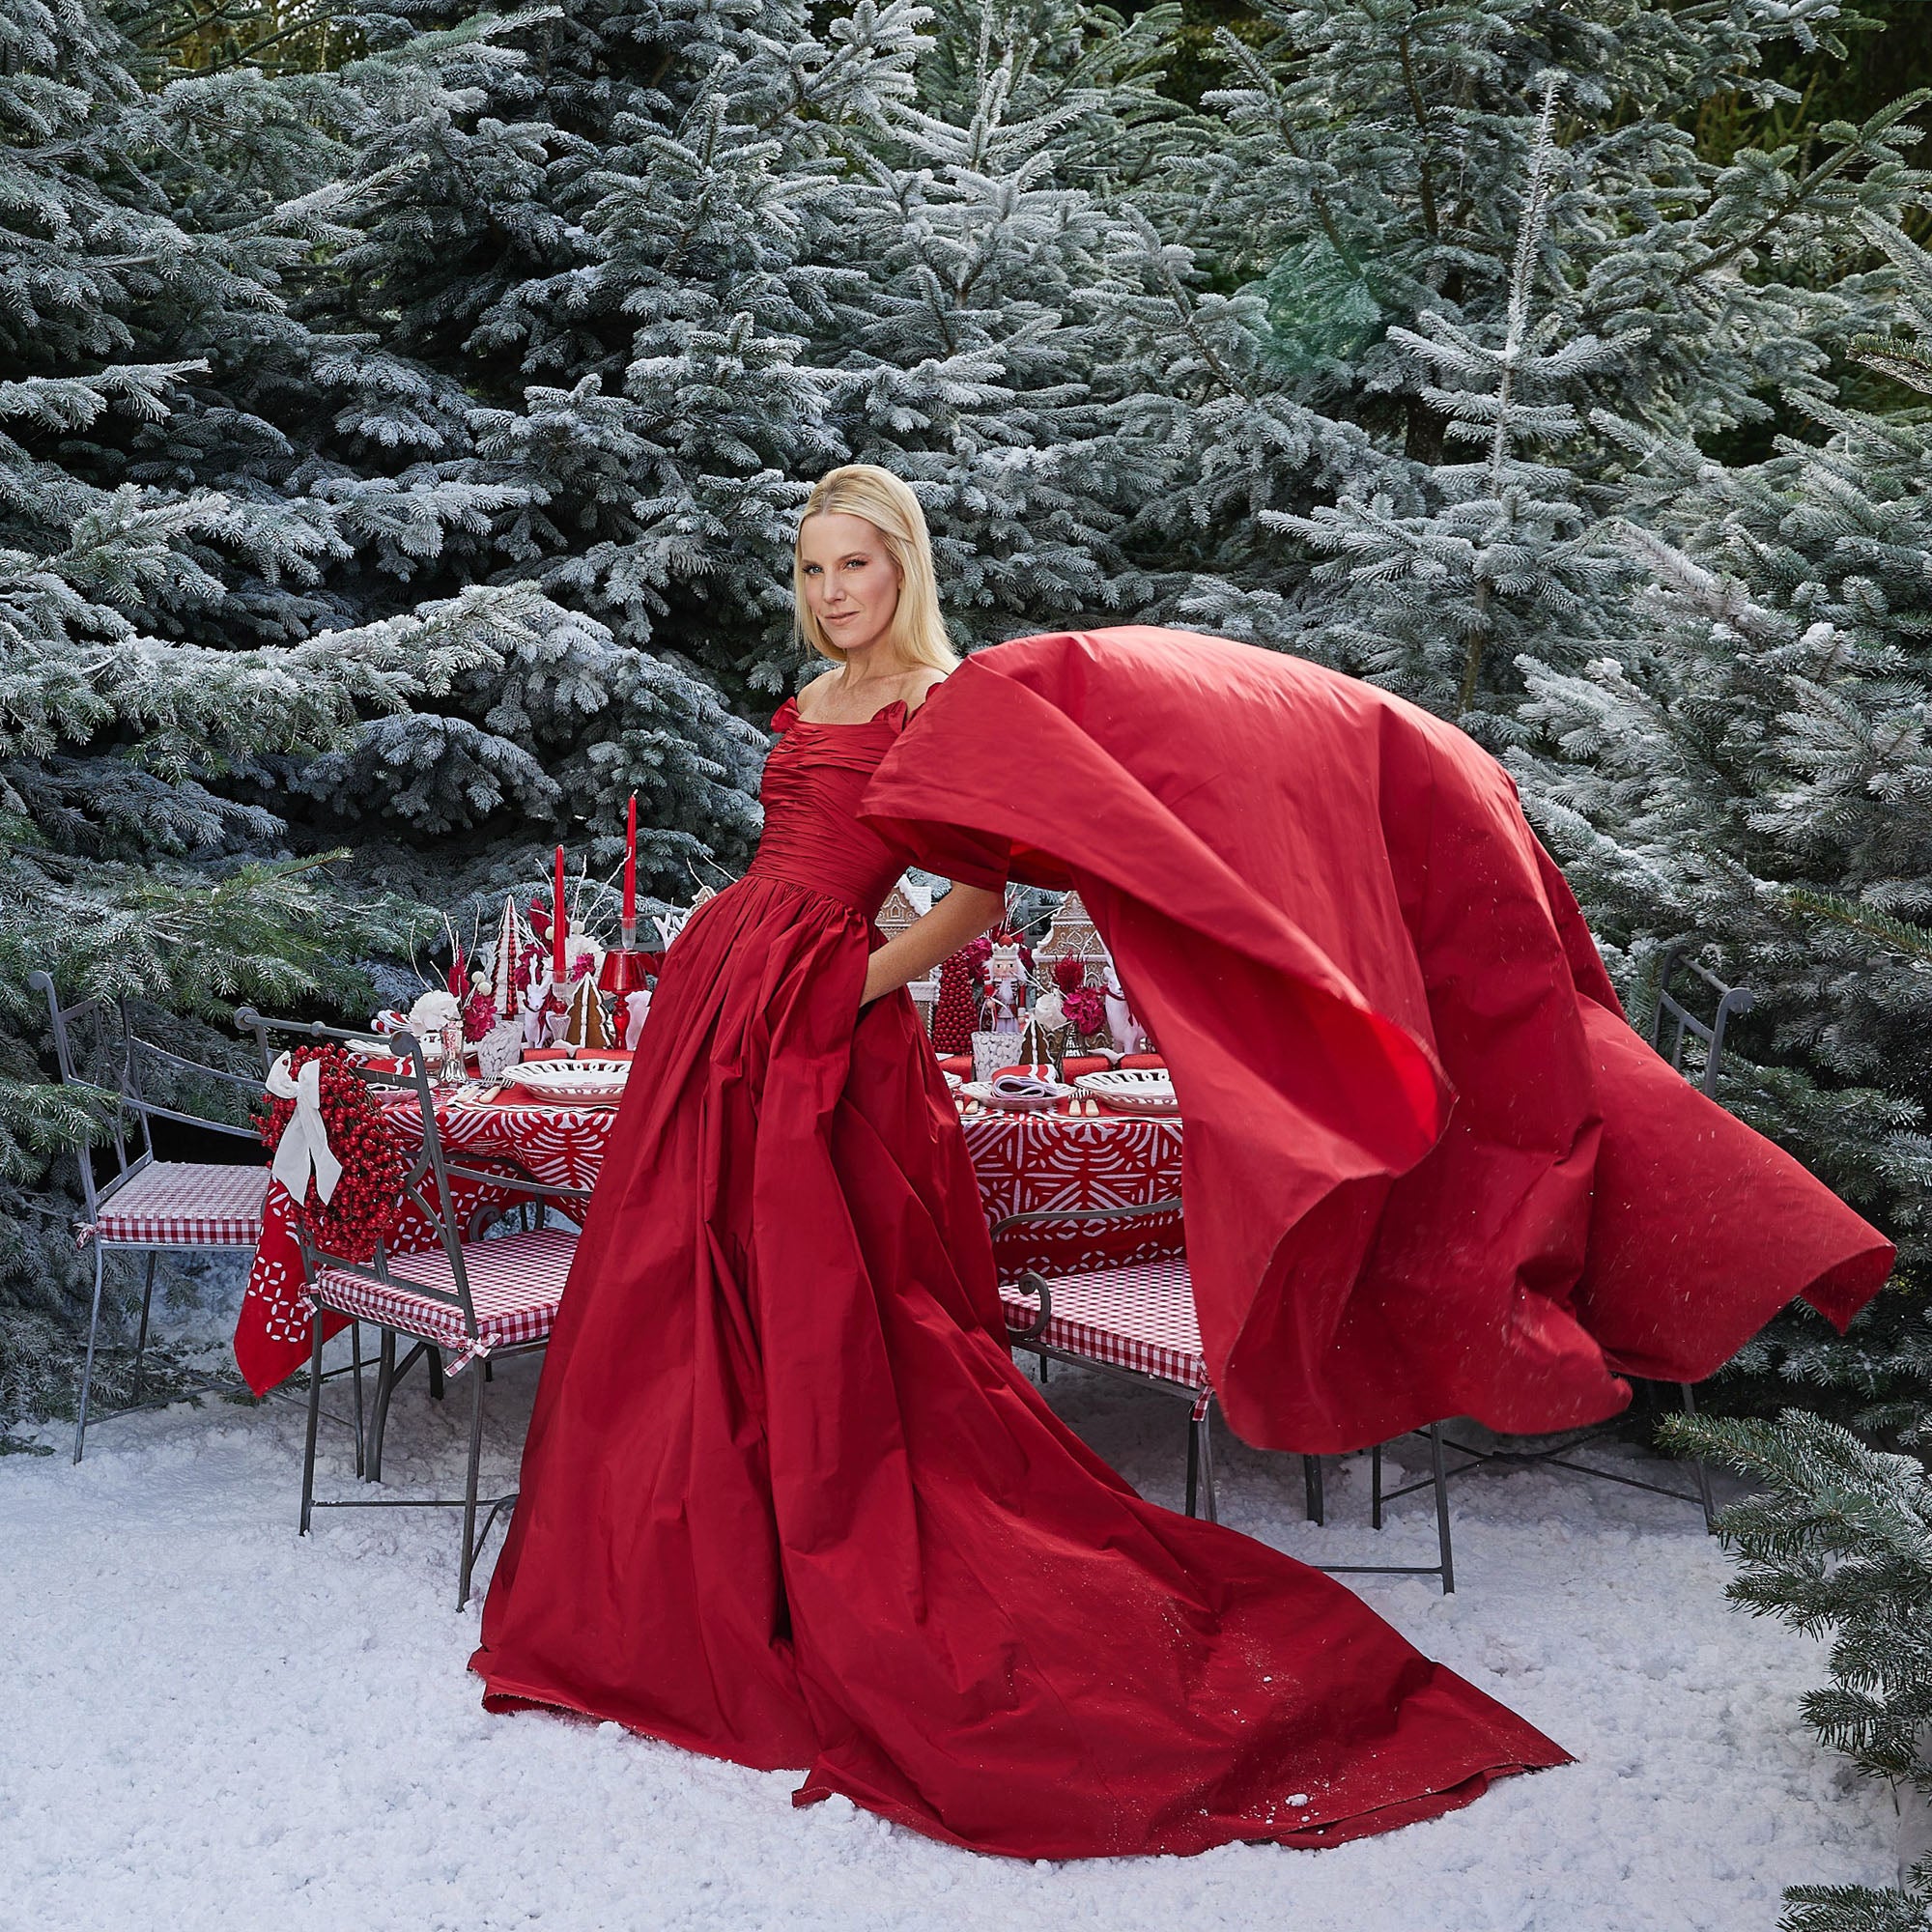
[860,883,1005,1009]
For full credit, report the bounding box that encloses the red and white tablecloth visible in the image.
[234,1095,1183,1395]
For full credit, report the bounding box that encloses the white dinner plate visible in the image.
[498,1061,631,1104]
[1072,1068,1178,1115]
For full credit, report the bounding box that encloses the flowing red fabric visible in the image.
[860,626,1895,1453]
[472,690,1567,1858]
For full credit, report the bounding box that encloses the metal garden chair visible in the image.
[237,1010,586,1607]
[995,1198,1458,1593]
[29,971,271,1463]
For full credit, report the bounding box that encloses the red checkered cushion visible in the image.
[1000,1257,1208,1391]
[90,1162,270,1247]
[311,1226,575,1374]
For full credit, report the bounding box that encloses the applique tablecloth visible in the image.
[234,1096,1183,1394]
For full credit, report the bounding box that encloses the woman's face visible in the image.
[798,512,902,659]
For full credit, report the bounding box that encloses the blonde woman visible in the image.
[472,464,1563,1857]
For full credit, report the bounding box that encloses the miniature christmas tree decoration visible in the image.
[565,974,612,1051]
[492,895,526,1019]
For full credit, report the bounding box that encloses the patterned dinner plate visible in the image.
[1072,1068,1178,1115]
[499,1061,631,1104]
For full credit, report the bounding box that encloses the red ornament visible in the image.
[253,1043,404,1264]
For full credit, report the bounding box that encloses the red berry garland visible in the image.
[253,1042,405,1263]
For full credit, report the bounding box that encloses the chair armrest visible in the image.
[987,1195,1182,1239]
[1005,1269,1053,1343]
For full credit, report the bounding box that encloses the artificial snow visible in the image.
[0,1335,1894,1932]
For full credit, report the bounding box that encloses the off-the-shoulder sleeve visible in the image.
[768,694,799,734]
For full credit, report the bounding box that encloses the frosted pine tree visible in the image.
[1512,194,1932,1331]
[1256,79,1629,737]
[1132,0,1921,709]
[1514,194,1932,1932]
[287,0,929,868]
[1665,1408,1932,1932]
[0,0,634,1418]
[809,0,1195,665]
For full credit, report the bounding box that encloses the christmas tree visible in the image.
[0,0,611,1417]
[1115,0,1919,733]
[1524,169,1932,1932]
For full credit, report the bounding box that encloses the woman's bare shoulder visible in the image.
[792,669,842,723]
[899,667,951,718]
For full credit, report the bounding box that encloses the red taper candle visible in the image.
[552,843,567,978]
[622,792,638,939]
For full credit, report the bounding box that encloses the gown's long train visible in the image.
[473,628,1889,1860]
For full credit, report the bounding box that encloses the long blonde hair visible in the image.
[793,465,959,672]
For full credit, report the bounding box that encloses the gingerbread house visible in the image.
[1035,889,1103,992]
[877,873,933,943]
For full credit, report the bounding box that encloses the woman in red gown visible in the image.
[472,466,1571,1854]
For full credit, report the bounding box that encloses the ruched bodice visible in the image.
[744,695,910,915]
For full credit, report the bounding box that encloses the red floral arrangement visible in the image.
[253,1043,405,1263]
[1051,955,1105,1036]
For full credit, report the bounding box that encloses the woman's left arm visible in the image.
[861,883,1006,1008]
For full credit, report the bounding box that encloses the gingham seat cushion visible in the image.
[90,1162,270,1247]
[1000,1257,1208,1391]
[313,1226,576,1374]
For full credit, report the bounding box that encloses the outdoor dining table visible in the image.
[233,1085,1183,1394]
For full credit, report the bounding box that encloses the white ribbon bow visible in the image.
[266,1053,344,1208]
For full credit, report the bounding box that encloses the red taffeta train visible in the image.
[859,626,1894,1453]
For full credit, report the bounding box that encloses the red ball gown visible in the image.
[471,684,1570,1858]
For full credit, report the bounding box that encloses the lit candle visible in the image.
[553,843,567,979]
[622,792,638,944]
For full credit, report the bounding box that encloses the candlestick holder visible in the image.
[598,948,653,1000]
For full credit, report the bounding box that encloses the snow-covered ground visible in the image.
[0,1331,1894,1932]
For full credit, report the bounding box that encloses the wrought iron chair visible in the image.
[1421,948,1742,1533]
[238,1010,586,1607]
[995,1198,1457,1593]
[29,972,270,1463]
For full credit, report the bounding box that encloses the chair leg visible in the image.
[427,1349,445,1403]
[1196,1404,1218,1526]
[368,1329,396,1484]
[72,1243,109,1465]
[458,1367,487,1611]
[131,1251,158,1406]
[299,1311,326,1536]
[1185,1412,1199,1519]
[1371,1441,1383,1530]
[350,1323,366,1481]
[1302,1455,1325,1525]
[1679,1383,1718,1535]
[1429,1424,1456,1595]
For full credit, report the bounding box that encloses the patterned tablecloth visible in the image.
[234,1094,1183,1395]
